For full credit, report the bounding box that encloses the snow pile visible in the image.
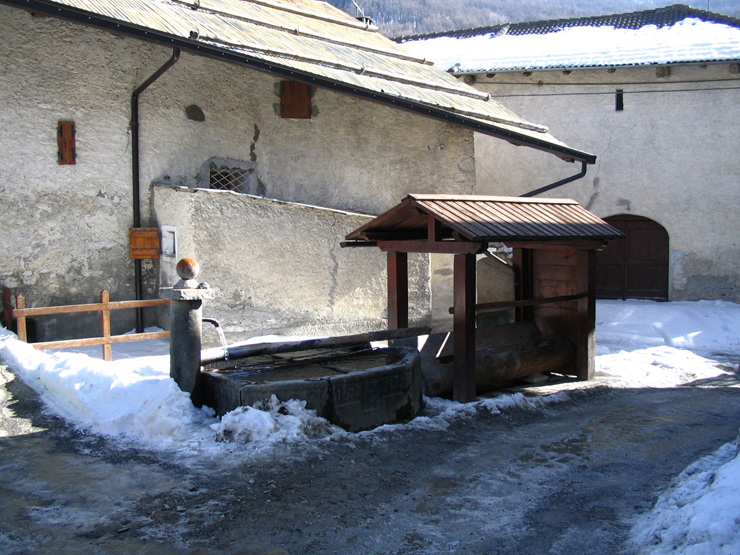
[213,395,335,444]
[597,299,740,354]
[595,300,740,388]
[401,18,740,72]
[367,391,573,434]
[0,327,214,444]
[629,436,740,553]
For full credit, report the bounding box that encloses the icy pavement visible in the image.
[1,299,739,553]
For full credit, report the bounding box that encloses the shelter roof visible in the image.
[2,0,593,162]
[397,4,740,72]
[345,194,623,245]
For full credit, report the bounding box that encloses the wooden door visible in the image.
[595,215,669,300]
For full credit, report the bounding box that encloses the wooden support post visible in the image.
[387,251,408,330]
[453,253,476,402]
[100,290,112,361]
[15,296,27,342]
[576,249,596,380]
[513,248,534,322]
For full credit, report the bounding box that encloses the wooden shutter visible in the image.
[58,121,76,165]
[280,81,311,119]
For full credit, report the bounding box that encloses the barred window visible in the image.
[209,167,252,193]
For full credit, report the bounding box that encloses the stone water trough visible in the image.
[161,258,426,432]
[200,339,424,433]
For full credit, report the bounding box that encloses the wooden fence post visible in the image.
[100,290,112,361]
[15,295,27,342]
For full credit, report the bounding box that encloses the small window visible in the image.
[209,167,252,193]
[615,89,624,111]
[280,81,312,119]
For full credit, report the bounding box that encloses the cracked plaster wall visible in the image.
[471,65,740,301]
[0,7,474,338]
[153,186,431,343]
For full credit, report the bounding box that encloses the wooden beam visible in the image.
[428,215,444,242]
[576,249,596,380]
[453,253,477,402]
[504,240,608,251]
[513,248,534,322]
[201,327,431,365]
[377,240,486,254]
[388,251,408,330]
[448,292,588,314]
[11,298,169,317]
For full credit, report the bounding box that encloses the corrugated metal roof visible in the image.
[397,4,740,72]
[346,194,623,243]
[2,0,595,162]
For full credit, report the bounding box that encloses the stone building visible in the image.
[0,0,592,341]
[399,5,740,302]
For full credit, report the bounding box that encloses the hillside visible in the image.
[326,0,740,37]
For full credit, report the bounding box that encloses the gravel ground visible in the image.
[1,364,739,554]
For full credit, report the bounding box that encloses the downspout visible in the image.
[521,161,588,198]
[131,49,180,332]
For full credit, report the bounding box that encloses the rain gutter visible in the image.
[131,48,180,332]
[521,161,588,197]
[3,0,596,164]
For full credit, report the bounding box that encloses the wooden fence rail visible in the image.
[2,288,169,361]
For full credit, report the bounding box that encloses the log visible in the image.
[421,333,574,398]
[201,327,431,365]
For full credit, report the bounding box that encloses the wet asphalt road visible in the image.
[1,364,739,554]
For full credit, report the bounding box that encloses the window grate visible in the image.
[210,167,251,192]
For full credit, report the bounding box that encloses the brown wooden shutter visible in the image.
[57,121,76,165]
[280,81,311,119]
[129,228,161,259]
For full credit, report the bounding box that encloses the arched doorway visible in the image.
[595,215,669,300]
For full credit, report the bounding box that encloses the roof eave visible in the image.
[463,58,740,74]
[2,0,596,164]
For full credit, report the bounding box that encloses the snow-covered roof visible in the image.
[397,4,740,73]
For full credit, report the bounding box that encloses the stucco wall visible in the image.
[471,64,740,301]
[0,6,475,339]
[152,186,431,343]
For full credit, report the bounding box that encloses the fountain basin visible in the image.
[200,346,423,432]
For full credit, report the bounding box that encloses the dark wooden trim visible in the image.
[448,292,587,314]
[453,253,477,402]
[377,240,486,254]
[506,240,608,250]
[576,249,596,380]
[387,252,409,330]
[513,248,534,322]
[428,215,444,242]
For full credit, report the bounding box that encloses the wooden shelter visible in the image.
[344,194,624,402]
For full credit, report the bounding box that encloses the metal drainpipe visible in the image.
[521,161,588,198]
[131,49,180,332]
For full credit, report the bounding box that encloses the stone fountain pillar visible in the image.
[160,258,214,405]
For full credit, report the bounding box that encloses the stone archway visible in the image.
[595,215,669,300]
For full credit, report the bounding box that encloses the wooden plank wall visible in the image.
[532,247,580,374]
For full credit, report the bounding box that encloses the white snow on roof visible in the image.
[400,18,740,72]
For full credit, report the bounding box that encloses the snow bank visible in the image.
[0,327,213,445]
[597,299,740,354]
[629,435,740,554]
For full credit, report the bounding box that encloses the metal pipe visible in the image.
[130,49,180,332]
[521,161,588,197]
